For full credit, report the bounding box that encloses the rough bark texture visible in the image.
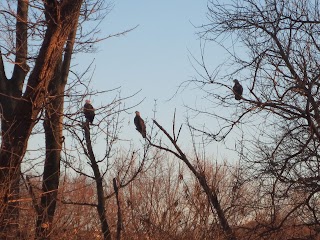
[35,15,79,240]
[35,61,65,239]
[0,1,83,238]
[84,123,112,240]
[0,1,29,238]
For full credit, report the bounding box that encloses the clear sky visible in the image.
[74,0,239,162]
[89,0,210,106]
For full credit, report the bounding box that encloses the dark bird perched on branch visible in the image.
[134,111,146,138]
[83,99,95,124]
[233,79,243,100]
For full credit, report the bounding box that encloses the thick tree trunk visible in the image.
[35,17,79,239]
[0,1,83,238]
[0,1,29,237]
[84,124,112,240]
[35,70,64,238]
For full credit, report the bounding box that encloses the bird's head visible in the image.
[85,99,91,104]
[233,79,239,84]
[135,111,140,116]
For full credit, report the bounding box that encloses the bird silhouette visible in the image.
[83,100,95,124]
[134,111,146,138]
[233,79,243,100]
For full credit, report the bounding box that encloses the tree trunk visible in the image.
[0,1,29,237]
[113,178,123,240]
[0,1,83,238]
[35,17,79,239]
[35,63,64,239]
[84,123,112,240]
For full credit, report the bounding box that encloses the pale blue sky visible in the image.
[92,0,210,104]
[73,0,239,162]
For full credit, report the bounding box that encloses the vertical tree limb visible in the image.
[113,177,123,240]
[12,0,29,94]
[0,0,83,237]
[83,123,111,240]
[35,10,80,239]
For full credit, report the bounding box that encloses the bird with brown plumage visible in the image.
[233,79,243,100]
[134,111,146,138]
[83,99,95,124]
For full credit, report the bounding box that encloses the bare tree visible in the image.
[0,0,126,238]
[58,91,147,239]
[180,0,320,238]
[35,12,80,239]
[148,118,237,240]
[0,1,85,237]
[82,122,111,240]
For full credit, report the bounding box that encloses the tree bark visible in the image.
[35,14,79,240]
[0,1,29,238]
[83,123,112,240]
[0,1,83,238]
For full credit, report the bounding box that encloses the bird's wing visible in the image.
[233,84,243,94]
[239,84,243,93]
[84,104,95,119]
[140,118,146,130]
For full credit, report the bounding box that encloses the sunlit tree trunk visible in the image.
[35,14,79,239]
[0,1,83,238]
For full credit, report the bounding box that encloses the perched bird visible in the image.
[233,79,243,100]
[83,99,95,124]
[134,111,146,138]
